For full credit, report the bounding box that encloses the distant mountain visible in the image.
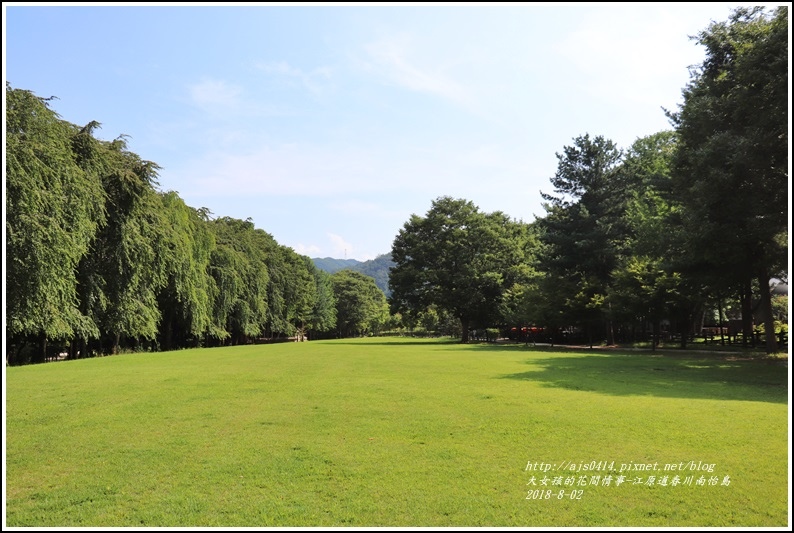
[311,257,362,273]
[348,254,395,297]
[312,253,395,297]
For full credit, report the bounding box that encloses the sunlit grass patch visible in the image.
[5,337,788,526]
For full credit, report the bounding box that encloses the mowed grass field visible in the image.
[5,337,789,527]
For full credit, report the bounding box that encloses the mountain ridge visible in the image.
[311,253,395,296]
[310,257,362,273]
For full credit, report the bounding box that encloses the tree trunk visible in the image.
[36,334,47,364]
[697,307,706,338]
[757,271,779,354]
[606,303,615,345]
[740,277,754,347]
[587,322,593,349]
[162,308,174,351]
[718,297,726,345]
[460,317,470,343]
[651,319,659,352]
[679,308,689,349]
[7,338,21,366]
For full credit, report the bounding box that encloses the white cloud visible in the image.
[329,199,400,217]
[255,60,333,95]
[361,33,475,111]
[555,4,741,109]
[188,78,243,112]
[290,236,377,261]
[330,199,380,213]
[175,143,384,197]
[168,139,544,219]
[291,243,322,257]
[328,233,354,259]
[185,77,294,124]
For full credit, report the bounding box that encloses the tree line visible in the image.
[389,7,788,353]
[5,7,788,362]
[6,84,390,364]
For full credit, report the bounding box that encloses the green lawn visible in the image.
[5,337,789,527]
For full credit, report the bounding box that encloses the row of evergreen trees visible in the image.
[6,84,392,364]
[388,7,788,351]
[5,7,788,361]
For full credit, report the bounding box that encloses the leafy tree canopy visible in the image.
[390,196,530,343]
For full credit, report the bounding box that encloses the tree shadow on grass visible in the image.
[321,338,459,347]
[490,347,788,404]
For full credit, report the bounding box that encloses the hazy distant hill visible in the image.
[311,257,362,273]
[349,254,395,297]
[312,253,395,296]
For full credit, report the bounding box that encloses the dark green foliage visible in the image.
[156,193,216,350]
[536,134,624,344]
[264,244,317,339]
[331,270,388,337]
[79,139,169,353]
[207,218,270,344]
[6,6,786,360]
[4,84,341,361]
[6,85,105,361]
[666,6,788,352]
[305,258,337,337]
[606,131,695,349]
[312,254,394,298]
[389,197,531,343]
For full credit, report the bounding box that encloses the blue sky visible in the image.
[4,2,756,261]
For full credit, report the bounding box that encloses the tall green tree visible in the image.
[78,138,169,353]
[537,134,624,345]
[389,196,528,343]
[305,257,337,338]
[667,6,788,353]
[607,131,696,348]
[6,85,105,362]
[496,222,543,328]
[331,270,388,338]
[275,245,318,340]
[207,217,269,344]
[258,238,314,339]
[156,193,217,350]
[7,83,347,361]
